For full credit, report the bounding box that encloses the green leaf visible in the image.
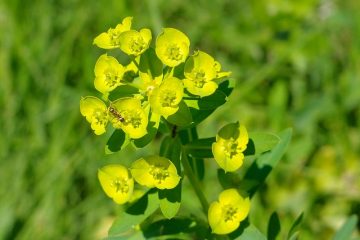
[244,132,281,156]
[240,225,267,240]
[268,212,281,240]
[159,182,182,219]
[287,212,304,240]
[166,100,192,127]
[105,129,129,154]
[108,85,139,101]
[186,80,234,126]
[333,215,358,240]
[218,79,235,96]
[139,48,163,82]
[184,137,215,159]
[234,223,267,240]
[158,137,182,219]
[184,89,227,110]
[133,121,157,148]
[108,190,159,236]
[242,128,292,197]
[142,218,196,239]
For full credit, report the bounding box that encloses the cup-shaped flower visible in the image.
[156,28,190,67]
[98,164,134,204]
[94,54,125,94]
[184,51,219,97]
[208,189,250,234]
[149,77,184,118]
[119,29,152,56]
[80,96,108,135]
[130,156,180,189]
[212,123,249,172]
[109,98,148,139]
[93,16,132,49]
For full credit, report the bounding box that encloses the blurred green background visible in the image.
[0,0,359,239]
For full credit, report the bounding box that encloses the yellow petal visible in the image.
[149,77,184,117]
[80,96,108,135]
[93,33,113,49]
[119,29,152,56]
[98,164,134,204]
[155,28,190,67]
[183,79,218,97]
[110,98,148,139]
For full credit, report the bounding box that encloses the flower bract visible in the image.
[184,51,221,97]
[80,96,108,135]
[149,77,184,118]
[93,16,133,49]
[119,29,152,56]
[130,156,180,189]
[212,123,249,172]
[156,28,190,67]
[98,164,134,204]
[109,98,148,139]
[208,189,250,235]
[94,54,125,94]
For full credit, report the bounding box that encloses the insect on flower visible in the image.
[108,106,125,122]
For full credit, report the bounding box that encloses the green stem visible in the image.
[130,56,140,69]
[181,149,209,214]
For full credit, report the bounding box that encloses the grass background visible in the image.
[0,0,359,239]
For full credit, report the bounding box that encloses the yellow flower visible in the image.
[109,98,148,139]
[119,29,152,56]
[93,16,133,49]
[208,189,250,235]
[155,28,190,67]
[80,96,108,135]
[184,50,220,97]
[130,156,180,189]
[214,61,232,79]
[98,164,134,204]
[94,54,125,95]
[149,77,184,118]
[212,123,249,172]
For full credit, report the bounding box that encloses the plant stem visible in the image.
[181,149,209,214]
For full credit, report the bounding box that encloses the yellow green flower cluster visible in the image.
[80,16,231,138]
[98,156,180,204]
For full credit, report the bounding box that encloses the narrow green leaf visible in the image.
[105,129,129,154]
[217,79,235,97]
[109,190,159,236]
[244,132,280,156]
[159,182,182,219]
[142,218,195,239]
[236,224,267,240]
[159,138,182,219]
[287,212,304,240]
[333,215,358,240]
[242,128,292,197]
[139,48,163,82]
[268,212,281,240]
[133,121,157,148]
[166,101,192,127]
[184,137,215,159]
[108,85,139,101]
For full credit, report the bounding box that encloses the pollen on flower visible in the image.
[105,69,121,87]
[192,70,207,88]
[223,138,241,159]
[223,204,239,222]
[111,178,130,193]
[93,109,108,125]
[130,37,146,54]
[149,164,170,184]
[161,90,177,107]
[108,28,122,46]
[165,44,183,61]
